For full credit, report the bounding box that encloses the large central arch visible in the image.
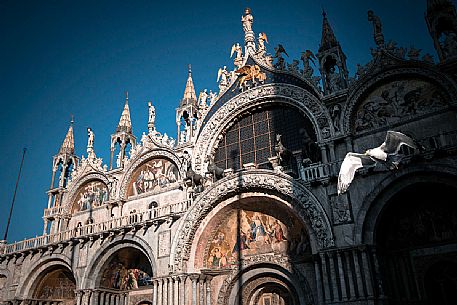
[192,83,334,172]
[169,170,334,273]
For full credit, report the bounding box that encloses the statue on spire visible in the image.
[148,101,156,134]
[368,10,384,48]
[242,8,253,33]
[87,127,96,159]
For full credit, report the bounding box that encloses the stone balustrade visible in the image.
[1,200,192,256]
[43,206,64,218]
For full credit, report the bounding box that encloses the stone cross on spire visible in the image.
[319,9,339,51]
[182,65,197,103]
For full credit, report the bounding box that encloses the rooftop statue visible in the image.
[258,32,268,54]
[241,7,253,33]
[367,10,384,47]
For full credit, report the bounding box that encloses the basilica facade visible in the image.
[1,1,457,305]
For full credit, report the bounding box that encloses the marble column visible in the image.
[179,275,187,305]
[199,276,205,305]
[158,279,163,305]
[191,275,199,305]
[75,290,83,305]
[344,251,356,300]
[206,276,212,305]
[164,278,169,305]
[153,279,158,305]
[89,291,99,305]
[320,253,331,303]
[314,258,324,305]
[361,248,374,298]
[337,251,348,300]
[328,252,338,301]
[352,249,364,298]
[173,276,179,305]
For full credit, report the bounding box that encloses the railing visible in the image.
[300,161,340,183]
[43,205,64,217]
[1,200,192,255]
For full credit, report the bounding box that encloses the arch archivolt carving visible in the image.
[218,264,312,305]
[16,255,74,299]
[63,172,110,215]
[353,163,457,245]
[81,234,157,289]
[118,149,184,199]
[342,67,457,134]
[169,170,334,273]
[193,83,333,172]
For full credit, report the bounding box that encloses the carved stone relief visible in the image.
[354,79,447,132]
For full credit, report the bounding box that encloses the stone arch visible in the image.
[354,163,457,245]
[190,193,313,272]
[118,149,184,199]
[63,172,110,215]
[16,255,75,299]
[169,170,334,272]
[193,83,334,172]
[218,263,313,305]
[81,234,157,289]
[342,66,457,134]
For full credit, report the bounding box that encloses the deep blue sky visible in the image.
[0,0,446,243]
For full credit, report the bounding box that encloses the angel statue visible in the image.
[258,32,268,53]
[301,49,316,76]
[273,44,289,58]
[198,89,209,108]
[217,66,230,91]
[231,43,243,69]
[231,43,243,60]
[337,131,424,195]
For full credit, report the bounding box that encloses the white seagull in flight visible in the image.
[337,131,422,195]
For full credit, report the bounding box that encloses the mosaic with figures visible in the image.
[128,159,179,197]
[354,79,447,132]
[205,209,310,269]
[72,180,108,213]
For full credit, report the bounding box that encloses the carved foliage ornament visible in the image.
[171,171,334,272]
[194,84,333,171]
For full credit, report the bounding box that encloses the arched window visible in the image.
[214,105,319,171]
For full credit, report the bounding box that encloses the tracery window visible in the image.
[214,105,319,171]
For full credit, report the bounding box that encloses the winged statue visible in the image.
[274,44,289,58]
[235,65,266,89]
[231,43,242,59]
[337,131,424,195]
[301,49,316,65]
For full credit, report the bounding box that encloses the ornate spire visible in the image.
[319,10,339,52]
[59,116,75,155]
[181,65,197,106]
[116,91,133,133]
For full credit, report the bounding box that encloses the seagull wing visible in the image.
[338,153,376,195]
[383,131,418,154]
